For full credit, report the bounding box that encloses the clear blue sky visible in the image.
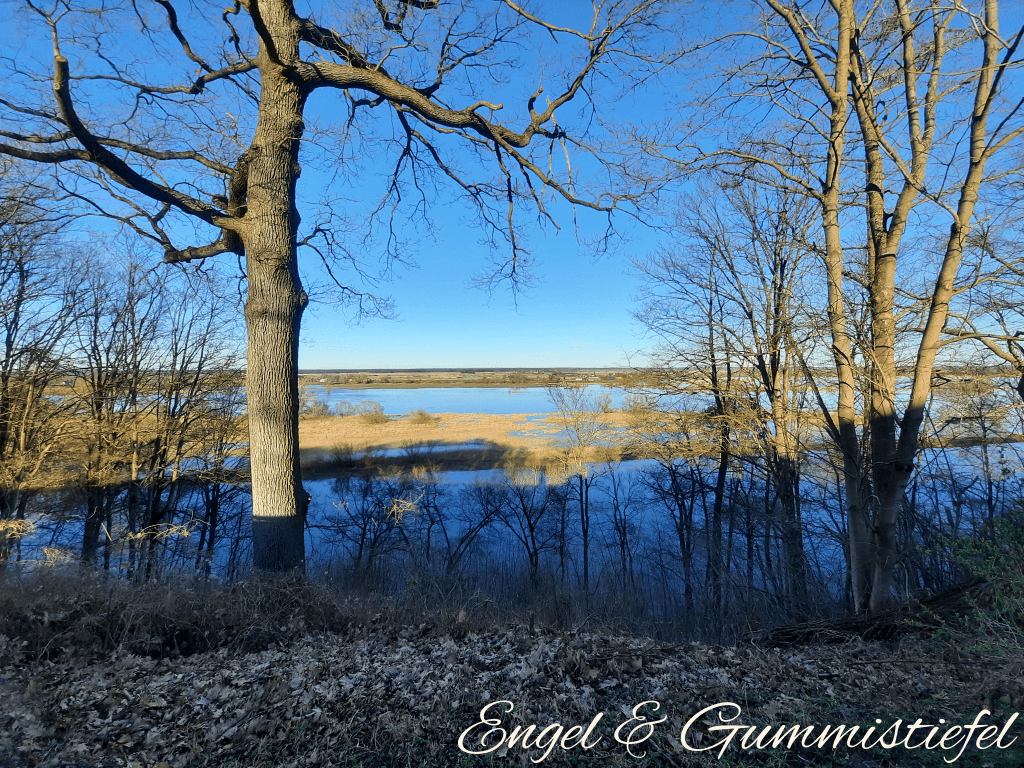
[9,2,1020,372]
[297,207,658,370]
[284,7,674,371]
[286,9,672,371]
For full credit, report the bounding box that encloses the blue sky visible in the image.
[297,202,659,370]
[14,1,1015,374]
[4,0,672,372]
[290,116,664,370]
[283,5,676,371]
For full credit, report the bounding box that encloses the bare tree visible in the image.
[626,398,706,614]
[191,381,249,577]
[479,464,557,591]
[598,456,641,591]
[65,258,163,565]
[406,475,495,578]
[126,268,245,579]
[665,0,1024,612]
[633,241,751,621]
[634,180,816,616]
[951,223,1024,403]
[0,173,79,560]
[0,0,669,572]
[323,470,416,582]
[546,381,611,595]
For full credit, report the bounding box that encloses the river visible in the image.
[303,384,629,415]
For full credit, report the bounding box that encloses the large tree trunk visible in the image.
[243,5,310,573]
[852,0,998,612]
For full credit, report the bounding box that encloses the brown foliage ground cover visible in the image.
[1,574,1023,768]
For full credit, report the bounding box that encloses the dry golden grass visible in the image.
[298,411,632,476]
[300,412,557,451]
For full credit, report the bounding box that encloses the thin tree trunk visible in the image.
[710,435,728,618]
[579,473,590,594]
[82,486,104,565]
[776,456,807,617]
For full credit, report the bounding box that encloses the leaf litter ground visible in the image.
[2,617,1023,768]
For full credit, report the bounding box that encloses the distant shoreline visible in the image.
[301,381,589,390]
[299,368,631,390]
[298,367,629,374]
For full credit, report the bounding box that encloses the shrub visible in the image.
[298,383,333,419]
[301,399,332,419]
[354,400,388,424]
[624,393,654,412]
[0,571,353,662]
[331,442,356,464]
[951,514,1024,627]
[407,408,438,425]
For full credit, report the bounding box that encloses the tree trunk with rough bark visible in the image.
[242,30,310,571]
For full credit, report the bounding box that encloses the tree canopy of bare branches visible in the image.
[0,0,672,572]
[657,0,1024,612]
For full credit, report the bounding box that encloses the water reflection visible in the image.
[303,384,628,415]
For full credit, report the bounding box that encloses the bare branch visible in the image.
[50,55,230,227]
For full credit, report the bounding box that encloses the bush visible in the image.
[301,399,332,419]
[952,514,1024,627]
[0,571,354,662]
[334,400,386,420]
[331,442,356,464]
[407,408,438,425]
[354,400,388,424]
[298,383,333,419]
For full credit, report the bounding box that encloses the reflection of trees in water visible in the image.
[12,475,251,579]
[11,383,1023,635]
[306,418,1024,633]
[13,426,1023,637]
